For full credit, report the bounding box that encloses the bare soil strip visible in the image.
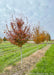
[0,45,51,75]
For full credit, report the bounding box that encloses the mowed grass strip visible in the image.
[29,44,54,75]
[0,41,46,72]
[0,44,35,55]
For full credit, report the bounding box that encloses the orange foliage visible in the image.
[33,26,41,44]
[33,26,51,44]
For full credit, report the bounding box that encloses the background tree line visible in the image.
[33,25,51,44]
[0,19,51,44]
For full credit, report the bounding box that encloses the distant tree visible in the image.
[40,31,46,42]
[46,33,51,41]
[4,17,30,65]
[3,37,7,41]
[33,26,41,44]
[0,38,3,43]
[33,25,51,44]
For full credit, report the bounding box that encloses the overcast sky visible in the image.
[0,0,54,39]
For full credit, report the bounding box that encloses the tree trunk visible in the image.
[20,47,22,66]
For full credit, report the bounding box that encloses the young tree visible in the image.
[46,33,51,41]
[4,17,30,65]
[0,38,3,43]
[3,37,7,41]
[33,26,41,44]
[40,31,46,42]
[33,25,51,44]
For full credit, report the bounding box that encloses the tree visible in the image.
[46,33,51,41]
[4,17,30,66]
[33,26,41,44]
[33,25,51,44]
[0,38,3,43]
[40,31,46,42]
[3,37,7,41]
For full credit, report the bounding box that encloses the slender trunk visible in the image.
[20,47,22,66]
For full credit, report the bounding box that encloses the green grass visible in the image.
[29,44,54,75]
[0,41,46,73]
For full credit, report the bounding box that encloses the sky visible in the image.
[0,0,54,39]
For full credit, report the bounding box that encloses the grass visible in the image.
[29,44,54,75]
[0,41,46,73]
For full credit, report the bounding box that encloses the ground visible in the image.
[0,41,54,75]
[0,41,46,74]
[29,44,54,75]
[0,44,50,75]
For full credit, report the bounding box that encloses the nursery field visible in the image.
[0,41,46,73]
[29,44,54,75]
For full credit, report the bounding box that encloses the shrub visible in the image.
[3,37,7,41]
[0,38,3,43]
